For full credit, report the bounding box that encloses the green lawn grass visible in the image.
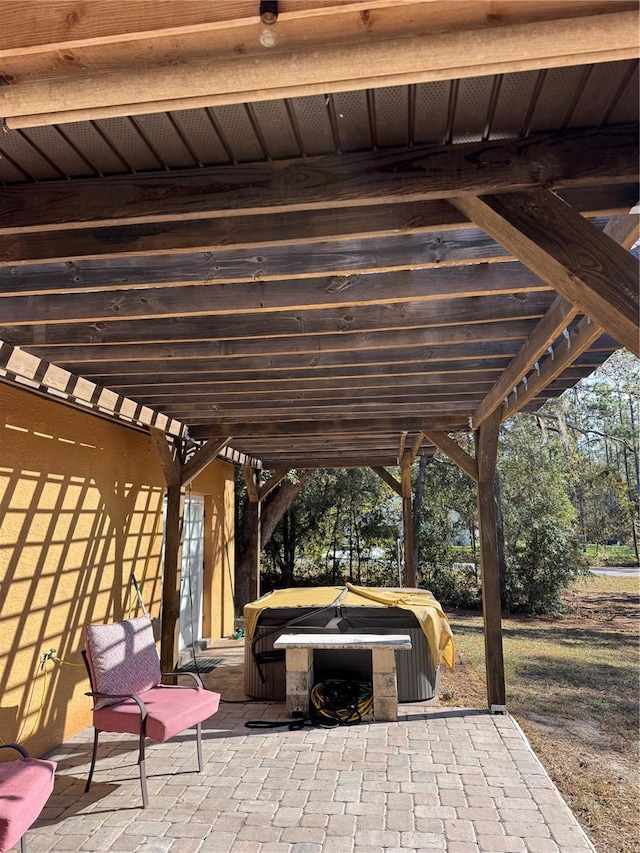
[581,542,638,565]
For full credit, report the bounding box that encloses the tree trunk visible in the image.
[494,471,507,609]
[412,454,429,573]
[235,472,310,608]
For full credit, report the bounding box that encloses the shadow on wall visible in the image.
[0,397,165,758]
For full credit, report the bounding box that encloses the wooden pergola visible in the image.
[1,0,638,706]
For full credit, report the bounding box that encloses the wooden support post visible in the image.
[475,409,506,711]
[400,451,415,588]
[160,483,184,675]
[242,465,262,602]
[247,498,262,603]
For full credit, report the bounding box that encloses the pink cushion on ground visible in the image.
[93,684,220,743]
[0,757,56,852]
[85,616,161,709]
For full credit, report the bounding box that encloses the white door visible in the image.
[179,494,205,652]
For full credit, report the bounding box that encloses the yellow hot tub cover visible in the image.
[244,583,455,671]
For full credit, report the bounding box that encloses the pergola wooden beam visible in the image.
[0,126,636,234]
[475,409,506,710]
[258,468,290,501]
[471,297,579,428]
[400,451,415,587]
[149,426,182,487]
[471,205,640,427]
[241,465,262,601]
[500,316,604,420]
[451,191,640,357]
[371,467,403,497]
[2,6,637,127]
[181,437,232,487]
[423,430,478,482]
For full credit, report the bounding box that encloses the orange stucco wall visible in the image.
[0,383,234,758]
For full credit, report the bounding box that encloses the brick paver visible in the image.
[23,640,597,853]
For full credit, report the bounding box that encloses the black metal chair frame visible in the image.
[81,651,204,808]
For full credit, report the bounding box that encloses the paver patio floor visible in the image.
[26,639,596,853]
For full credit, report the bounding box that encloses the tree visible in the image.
[235,470,310,606]
[499,416,587,614]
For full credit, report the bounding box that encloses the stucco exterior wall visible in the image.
[0,383,234,758]
[191,464,236,640]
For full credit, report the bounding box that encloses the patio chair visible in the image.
[82,615,220,808]
[0,743,56,853]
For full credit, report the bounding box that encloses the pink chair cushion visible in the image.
[85,616,161,709]
[0,757,56,852]
[93,684,221,743]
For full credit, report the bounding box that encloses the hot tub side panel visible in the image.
[244,606,440,702]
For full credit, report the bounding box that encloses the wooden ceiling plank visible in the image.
[19,319,544,363]
[0,263,551,325]
[3,9,637,126]
[0,188,632,266]
[258,457,412,470]
[189,416,468,440]
[423,429,479,482]
[0,230,516,294]
[0,127,636,234]
[62,349,521,378]
[370,467,403,496]
[108,372,502,397]
[451,191,640,357]
[75,349,609,384]
[0,293,555,347]
[165,401,480,419]
[0,202,466,265]
[130,390,494,410]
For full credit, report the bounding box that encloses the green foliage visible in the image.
[262,467,402,591]
[499,415,587,614]
[245,352,639,613]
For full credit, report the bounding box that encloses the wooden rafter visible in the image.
[0,263,554,325]
[0,339,185,438]
[0,188,633,266]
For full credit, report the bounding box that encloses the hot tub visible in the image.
[243,585,454,702]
